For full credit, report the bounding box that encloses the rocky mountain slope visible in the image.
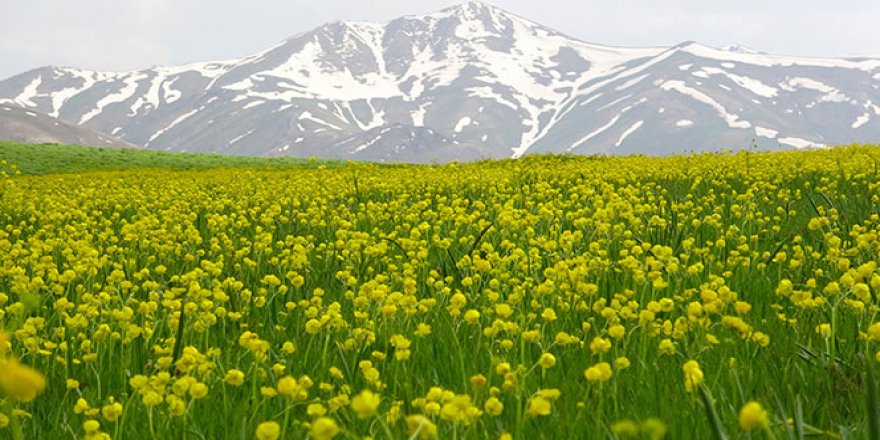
[0,104,134,148]
[2,2,879,162]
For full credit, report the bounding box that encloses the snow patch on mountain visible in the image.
[853,113,870,129]
[755,126,778,138]
[147,108,198,144]
[661,80,751,129]
[779,137,824,149]
[80,73,148,124]
[616,120,643,147]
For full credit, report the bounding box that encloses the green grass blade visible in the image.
[698,385,728,440]
[868,360,880,440]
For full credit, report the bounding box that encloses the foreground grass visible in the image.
[1,145,880,439]
[0,141,341,175]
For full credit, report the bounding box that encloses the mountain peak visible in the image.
[429,1,523,23]
[445,1,504,15]
[1,2,877,162]
[719,44,763,55]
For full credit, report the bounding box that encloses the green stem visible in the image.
[867,357,880,440]
[697,385,728,440]
[170,302,187,371]
[4,399,23,440]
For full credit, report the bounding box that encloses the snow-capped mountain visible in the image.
[2,1,880,162]
[0,104,133,148]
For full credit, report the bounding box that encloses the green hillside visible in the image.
[0,142,340,174]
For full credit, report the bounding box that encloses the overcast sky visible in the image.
[2,0,880,80]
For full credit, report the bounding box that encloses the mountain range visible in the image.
[0,103,132,148]
[2,1,879,162]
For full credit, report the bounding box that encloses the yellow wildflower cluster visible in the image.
[2,145,880,437]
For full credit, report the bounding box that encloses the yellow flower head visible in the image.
[642,418,668,440]
[406,414,438,439]
[0,330,8,355]
[277,376,299,397]
[682,360,704,392]
[189,382,209,399]
[739,401,769,431]
[611,419,639,437]
[256,421,281,440]
[526,395,552,417]
[83,419,101,434]
[589,337,612,354]
[351,389,381,419]
[101,401,124,422]
[538,352,557,369]
[484,397,504,416]
[308,403,328,417]
[310,417,340,440]
[0,358,47,402]
[439,395,482,425]
[225,369,245,386]
[868,322,880,341]
[584,362,613,383]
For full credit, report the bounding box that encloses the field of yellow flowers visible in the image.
[2,145,880,439]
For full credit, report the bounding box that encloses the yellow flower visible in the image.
[101,401,124,422]
[0,330,8,355]
[538,352,556,369]
[469,374,487,388]
[0,412,8,428]
[682,360,704,392]
[739,401,769,430]
[484,397,504,416]
[256,421,281,440]
[659,339,676,355]
[868,323,880,341]
[277,376,298,397]
[310,417,339,440]
[74,398,91,414]
[189,382,209,399]
[167,395,186,417]
[261,387,278,398]
[350,389,381,419]
[641,418,668,440]
[406,414,438,439]
[611,419,639,437]
[305,319,322,334]
[0,358,47,402]
[526,395,552,416]
[307,403,328,417]
[439,395,482,424]
[281,341,296,354]
[142,391,163,407]
[225,369,245,386]
[815,323,832,338]
[589,337,612,354]
[584,362,613,383]
[83,419,101,433]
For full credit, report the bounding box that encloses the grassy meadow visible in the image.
[2,143,880,439]
[0,142,341,175]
